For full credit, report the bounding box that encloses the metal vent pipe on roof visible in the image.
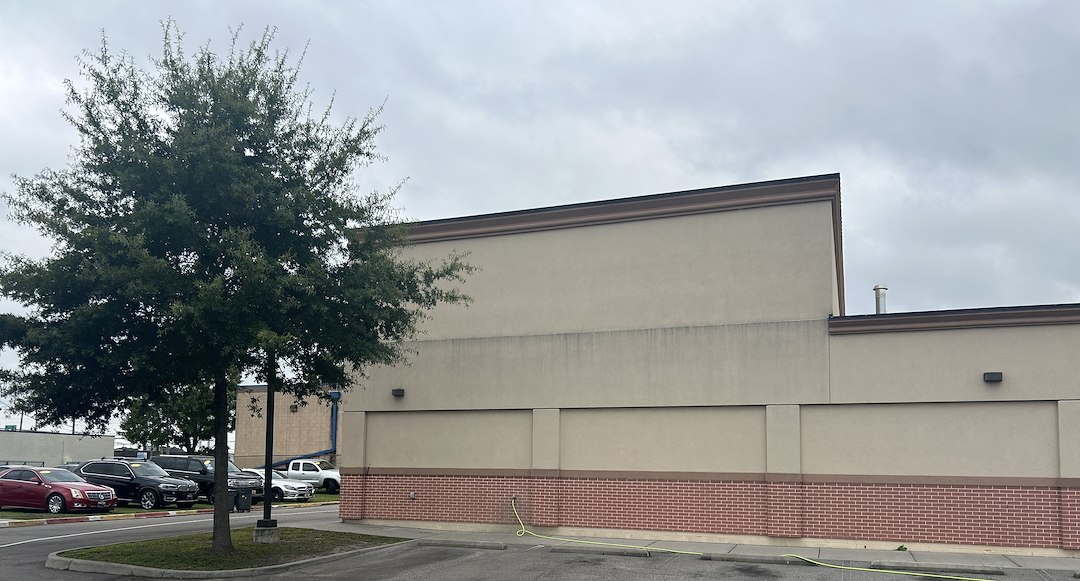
[873,284,888,314]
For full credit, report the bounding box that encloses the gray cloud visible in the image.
[1,1,1078,402]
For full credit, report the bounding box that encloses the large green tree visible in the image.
[120,381,236,453]
[0,23,469,553]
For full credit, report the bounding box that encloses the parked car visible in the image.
[0,466,116,514]
[151,455,261,504]
[239,469,314,502]
[284,459,340,493]
[74,459,199,509]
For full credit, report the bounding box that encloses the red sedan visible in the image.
[0,466,116,514]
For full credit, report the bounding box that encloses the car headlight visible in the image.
[159,483,177,490]
[283,485,296,491]
[70,489,83,499]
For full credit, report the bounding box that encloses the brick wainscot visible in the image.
[340,472,1080,550]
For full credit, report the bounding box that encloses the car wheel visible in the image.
[206,487,215,505]
[324,480,339,494]
[47,494,66,514]
[139,489,160,510]
[272,488,284,503]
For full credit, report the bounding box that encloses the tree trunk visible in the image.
[211,370,234,554]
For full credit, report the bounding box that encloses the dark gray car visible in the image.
[151,455,261,504]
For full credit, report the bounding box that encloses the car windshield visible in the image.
[313,460,336,470]
[272,470,287,479]
[39,469,84,483]
[130,462,170,477]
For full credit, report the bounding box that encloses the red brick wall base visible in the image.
[340,474,1079,549]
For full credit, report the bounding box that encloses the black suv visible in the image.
[75,459,199,509]
[151,455,261,504]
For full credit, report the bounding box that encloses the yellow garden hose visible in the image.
[510,499,996,581]
[781,554,996,581]
[511,498,702,555]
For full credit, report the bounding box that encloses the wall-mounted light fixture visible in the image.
[391,388,405,397]
[289,404,298,413]
[983,372,1003,383]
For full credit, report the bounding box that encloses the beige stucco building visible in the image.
[241,174,1080,552]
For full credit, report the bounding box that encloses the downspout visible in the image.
[269,390,341,468]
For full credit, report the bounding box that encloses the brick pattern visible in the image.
[766,482,803,537]
[802,483,1062,548]
[339,474,1080,549]
[1061,488,1080,549]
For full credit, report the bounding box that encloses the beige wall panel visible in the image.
[766,405,801,475]
[408,202,838,341]
[830,326,1080,403]
[802,402,1058,478]
[339,411,366,470]
[532,409,560,471]
[353,320,829,412]
[560,407,766,473]
[233,390,341,468]
[1059,401,1080,479]
[366,410,532,470]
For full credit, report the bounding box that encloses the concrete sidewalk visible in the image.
[298,520,1080,576]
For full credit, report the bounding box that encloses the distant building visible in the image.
[0,429,115,467]
[233,385,342,468]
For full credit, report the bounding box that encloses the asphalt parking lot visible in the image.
[214,540,1080,581]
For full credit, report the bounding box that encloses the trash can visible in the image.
[226,489,237,511]
[234,487,253,512]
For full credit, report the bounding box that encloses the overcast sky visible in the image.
[2,1,1078,430]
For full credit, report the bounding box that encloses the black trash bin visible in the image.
[226,489,237,511]
[234,487,253,512]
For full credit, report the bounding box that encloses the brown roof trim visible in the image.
[829,303,1080,335]
[407,173,846,314]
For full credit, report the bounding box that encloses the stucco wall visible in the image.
[357,319,829,412]
[559,407,766,474]
[801,401,1060,479]
[407,201,839,342]
[830,325,1080,404]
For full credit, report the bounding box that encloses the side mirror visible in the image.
[200,468,209,475]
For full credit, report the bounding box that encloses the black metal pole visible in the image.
[257,359,277,529]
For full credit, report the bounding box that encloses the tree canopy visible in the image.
[120,381,236,454]
[0,23,470,552]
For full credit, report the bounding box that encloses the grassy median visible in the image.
[60,527,403,570]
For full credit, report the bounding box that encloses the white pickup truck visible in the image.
[284,459,341,493]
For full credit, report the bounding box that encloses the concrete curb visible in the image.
[870,560,1006,575]
[550,545,651,557]
[700,553,816,566]
[46,538,412,579]
[418,539,507,550]
[0,500,339,528]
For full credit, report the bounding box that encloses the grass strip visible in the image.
[60,527,403,570]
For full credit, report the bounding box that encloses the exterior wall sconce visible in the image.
[983,372,1003,383]
[289,404,298,413]
[391,388,405,397]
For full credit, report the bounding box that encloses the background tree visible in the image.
[120,382,237,453]
[0,23,470,553]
